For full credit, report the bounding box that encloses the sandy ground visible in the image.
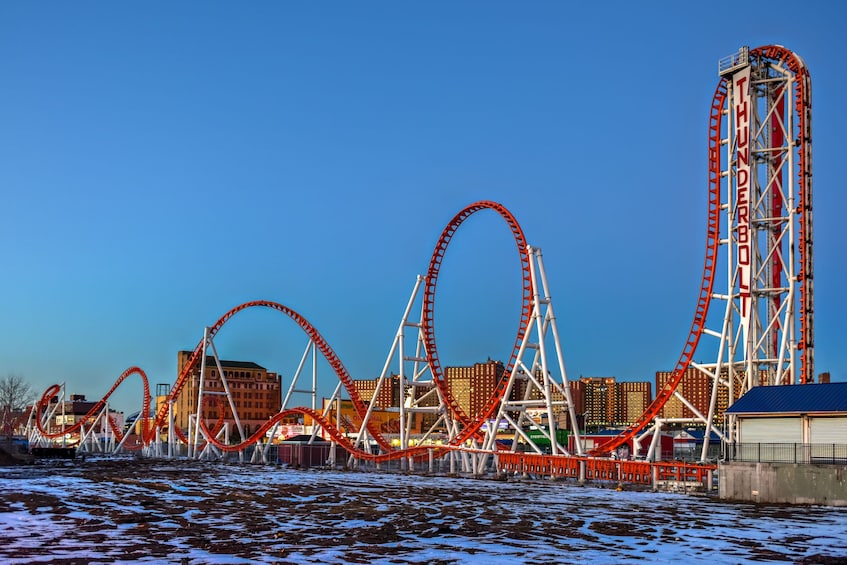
[1,458,846,564]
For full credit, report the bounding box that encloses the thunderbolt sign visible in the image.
[733,67,752,337]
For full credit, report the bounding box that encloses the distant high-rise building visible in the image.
[568,380,586,429]
[445,359,505,418]
[655,367,741,424]
[351,361,506,432]
[354,363,655,433]
[657,368,705,421]
[530,378,587,430]
[615,381,652,426]
[579,377,617,429]
[354,375,400,408]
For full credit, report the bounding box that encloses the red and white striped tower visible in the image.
[704,45,814,441]
[592,45,814,459]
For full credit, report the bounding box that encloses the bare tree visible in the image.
[0,374,36,413]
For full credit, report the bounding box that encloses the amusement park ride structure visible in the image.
[27,45,815,475]
[587,44,814,460]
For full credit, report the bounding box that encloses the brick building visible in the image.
[444,359,505,418]
[354,375,401,407]
[656,367,735,423]
[567,379,586,428]
[580,377,617,429]
[174,351,283,440]
[615,381,652,426]
[351,363,657,433]
[577,377,653,430]
[352,360,506,420]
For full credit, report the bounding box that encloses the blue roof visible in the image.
[725,382,847,415]
[582,429,627,436]
[681,428,721,441]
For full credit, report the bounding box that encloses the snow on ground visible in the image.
[1,458,846,564]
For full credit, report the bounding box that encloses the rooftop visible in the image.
[179,350,267,371]
[725,382,847,415]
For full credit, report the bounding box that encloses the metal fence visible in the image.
[674,444,722,463]
[724,443,847,465]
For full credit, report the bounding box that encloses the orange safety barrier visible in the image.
[495,453,716,487]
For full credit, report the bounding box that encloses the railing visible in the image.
[724,443,847,465]
[497,452,716,487]
[674,444,721,463]
[718,46,749,76]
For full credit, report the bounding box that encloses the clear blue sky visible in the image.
[2,2,846,415]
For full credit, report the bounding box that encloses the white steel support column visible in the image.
[60,384,66,447]
[479,245,578,473]
[190,327,211,458]
[356,275,453,457]
[167,401,175,458]
[117,407,143,454]
[281,339,320,412]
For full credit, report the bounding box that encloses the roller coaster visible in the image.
[25,45,814,481]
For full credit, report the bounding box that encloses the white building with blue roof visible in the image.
[720,382,847,506]
[725,382,847,453]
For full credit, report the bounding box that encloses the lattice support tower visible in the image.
[354,274,466,472]
[476,246,581,474]
[695,46,814,452]
[589,45,813,462]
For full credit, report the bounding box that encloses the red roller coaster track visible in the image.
[36,367,151,450]
[422,201,533,445]
[143,300,394,454]
[34,45,812,466]
[189,201,534,459]
[34,202,533,462]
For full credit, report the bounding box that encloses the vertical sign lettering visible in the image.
[733,67,752,338]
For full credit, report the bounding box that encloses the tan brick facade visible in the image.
[174,351,283,440]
